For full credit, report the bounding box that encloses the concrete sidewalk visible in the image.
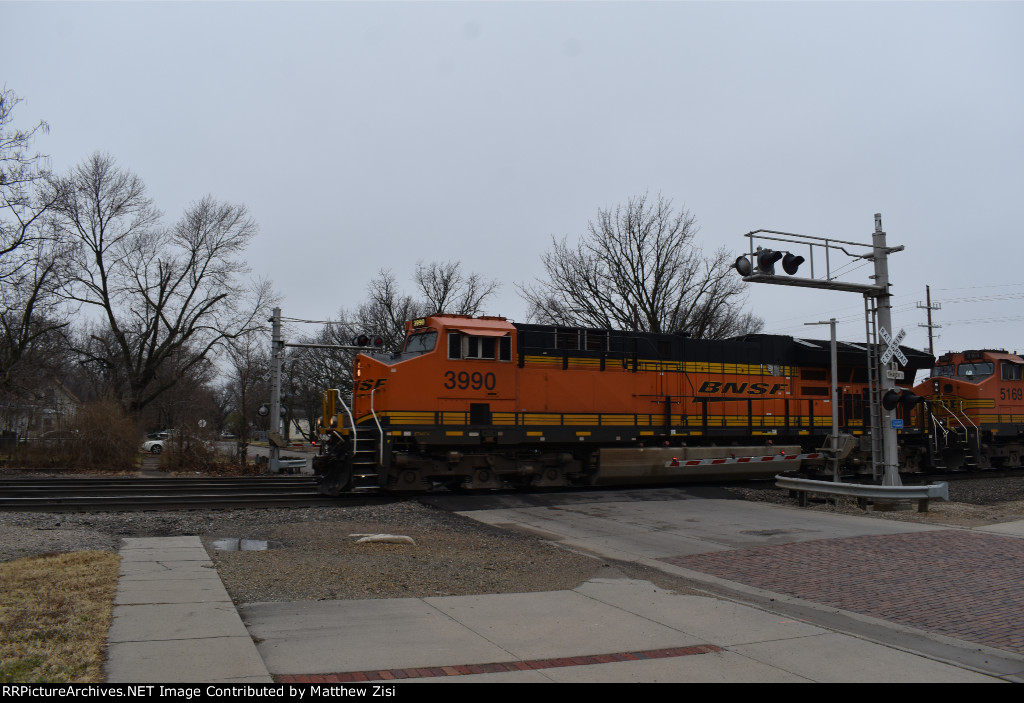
[242,574,1008,683]
[105,531,1023,683]
[105,536,271,683]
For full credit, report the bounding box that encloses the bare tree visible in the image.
[291,262,499,419]
[518,193,763,338]
[414,260,499,316]
[358,269,424,349]
[53,152,274,415]
[0,88,68,389]
[224,330,270,465]
[347,262,498,351]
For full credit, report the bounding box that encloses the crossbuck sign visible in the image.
[879,327,908,366]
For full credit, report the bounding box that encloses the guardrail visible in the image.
[774,475,949,513]
[275,457,308,474]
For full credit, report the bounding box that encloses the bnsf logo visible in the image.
[355,379,387,392]
[697,381,786,395]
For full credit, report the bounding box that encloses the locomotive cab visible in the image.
[350,315,518,424]
[915,350,1024,469]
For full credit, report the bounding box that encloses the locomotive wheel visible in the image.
[316,459,353,495]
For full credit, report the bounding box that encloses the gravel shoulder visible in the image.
[3,475,1024,604]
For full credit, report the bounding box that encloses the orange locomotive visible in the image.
[315,314,933,493]
[913,349,1024,470]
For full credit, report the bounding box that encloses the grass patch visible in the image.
[0,551,120,683]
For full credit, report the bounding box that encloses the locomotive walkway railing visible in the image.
[774,475,949,513]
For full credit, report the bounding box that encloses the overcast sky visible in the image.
[4,1,1022,359]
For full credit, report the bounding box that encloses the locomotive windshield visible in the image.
[956,361,994,381]
[403,330,437,355]
[931,361,993,382]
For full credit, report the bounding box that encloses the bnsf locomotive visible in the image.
[914,349,1024,470]
[315,314,937,493]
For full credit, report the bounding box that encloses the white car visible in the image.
[142,439,164,454]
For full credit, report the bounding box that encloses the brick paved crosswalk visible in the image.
[661,529,1024,655]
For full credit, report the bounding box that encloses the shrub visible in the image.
[65,400,138,471]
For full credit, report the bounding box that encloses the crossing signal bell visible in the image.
[756,248,783,274]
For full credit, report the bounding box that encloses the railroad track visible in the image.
[0,475,373,511]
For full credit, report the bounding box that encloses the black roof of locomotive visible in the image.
[514,323,934,373]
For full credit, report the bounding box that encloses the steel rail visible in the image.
[0,475,380,511]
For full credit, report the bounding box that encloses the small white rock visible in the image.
[353,534,416,545]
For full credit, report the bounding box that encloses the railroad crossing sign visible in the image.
[879,326,908,366]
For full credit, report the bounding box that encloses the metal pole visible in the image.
[269,307,283,474]
[873,214,902,486]
[806,319,840,481]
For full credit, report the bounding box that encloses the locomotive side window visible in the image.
[1002,362,1023,381]
[449,333,512,361]
[468,336,496,359]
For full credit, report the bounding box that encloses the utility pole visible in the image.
[268,307,284,474]
[917,285,941,356]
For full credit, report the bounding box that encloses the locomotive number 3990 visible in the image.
[444,371,497,391]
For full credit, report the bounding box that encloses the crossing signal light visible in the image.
[899,389,924,410]
[782,252,805,275]
[882,388,924,412]
[734,248,806,278]
[882,389,902,411]
[355,334,386,349]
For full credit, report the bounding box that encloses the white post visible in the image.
[805,318,840,481]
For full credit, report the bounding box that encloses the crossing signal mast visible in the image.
[267,307,384,473]
[733,214,912,486]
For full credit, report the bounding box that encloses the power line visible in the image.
[280,317,337,325]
